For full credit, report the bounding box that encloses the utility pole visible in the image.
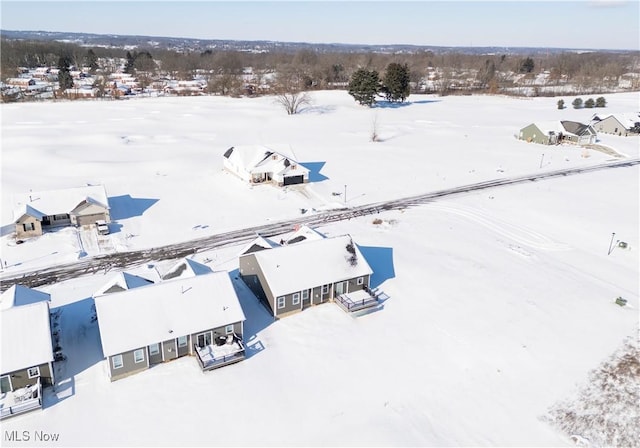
[539,153,545,169]
[608,232,616,255]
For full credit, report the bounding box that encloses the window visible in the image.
[54,214,69,221]
[112,354,123,369]
[27,366,40,378]
[322,285,329,294]
[357,277,364,286]
[134,349,145,364]
[1,376,12,394]
[149,343,160,355]
[277,296,285,309]
[23,222,35,231]
[177,336,188,348]
[302,290,309,300]
[292,293,300,305]
[225,324,234,335]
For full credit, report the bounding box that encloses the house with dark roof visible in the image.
[519,120,597,145]
[12,185,110,239]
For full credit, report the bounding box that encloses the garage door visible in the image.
[283,175,304,186]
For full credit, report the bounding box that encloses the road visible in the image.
[1,158,637,292]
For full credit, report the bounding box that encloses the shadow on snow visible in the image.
[300,161,329,182]
[108,195,159,220]
[228,269,273,360]
[357,245,396,289]
[44,297,103,410]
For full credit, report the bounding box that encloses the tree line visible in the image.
[1,37,638,100]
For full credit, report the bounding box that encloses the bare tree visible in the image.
[275,91,311,115]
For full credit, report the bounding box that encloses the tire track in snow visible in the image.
[1,158,637,291]
[425,202,571,252]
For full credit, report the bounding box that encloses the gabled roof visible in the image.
[12,185,109,221]
[561,120,596,136]
[94,272,245,357]
[161,257,212,281]
[593,113,640,129]
[1,301,54,374]
[251,235,373,297]
[224,145,309,177]
[0,284,51,311]
[284,225,325,245]
[239,235,281,256]
[93,272,155,297]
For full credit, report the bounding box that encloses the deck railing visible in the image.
[335,289,379,313]
[194,334,246,372]
[0,379,42,420]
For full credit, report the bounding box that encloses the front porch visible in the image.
[194,334,246,372]
[334,288,379,313]
[0,379,42,420]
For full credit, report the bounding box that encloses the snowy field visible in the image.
[0,91,638,446]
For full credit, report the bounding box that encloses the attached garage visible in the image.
[283,175,305,186]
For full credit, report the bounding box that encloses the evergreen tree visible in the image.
[85,49,99,73]
[124,51,135,74]
[572,97,583,109]
[557,99,565,109]
[348,68,380,107]
[382,62,410,102]
[57,56,74,90]
[595,96,607,108]
[519,57,535,73]
[584,98,595,108]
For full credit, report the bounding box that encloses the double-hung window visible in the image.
[277,296,285,309]
[27,366,40,378]
[112,355,123,369]
[134,349,145,364]
[292,293,300,305]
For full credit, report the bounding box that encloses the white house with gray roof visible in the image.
[12,184,110,239]
[239,234,377,317]
[94,271,246,381]
[591,113,640,136]
[1,286,54,419]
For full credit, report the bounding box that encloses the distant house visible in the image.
[239,234,377,317]
[5,77,36,88]
[591,113,640,136]
[519,121,597,145]
[223,145,310,186]
[1,286,54,419]
[12,185,110,239]
[94,272,246,382]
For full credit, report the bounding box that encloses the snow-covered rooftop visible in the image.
[595,112,640,129]
[12,185,109,221]
[238,235,280,256]
[251,234,373,297]
[94,271,245,357]
[0,284,50,311]
[223,145,309,177]
[1,301,53,374]
[93,272,155,297]
[284,224,326,245]
[161,257,212,280]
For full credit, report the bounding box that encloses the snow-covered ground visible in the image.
[0,91,638,446]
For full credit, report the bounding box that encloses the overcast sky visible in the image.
[1,1,638,50]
